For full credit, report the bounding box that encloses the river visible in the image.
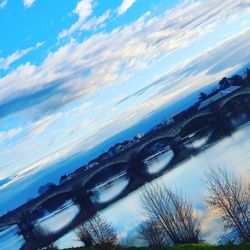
[0,124,250,249]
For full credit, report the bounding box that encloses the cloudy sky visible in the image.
[0,0,250,207]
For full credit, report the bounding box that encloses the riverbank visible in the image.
[62,242,250,250]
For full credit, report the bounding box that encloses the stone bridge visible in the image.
[218,86,250,110]
[0,84,249,249]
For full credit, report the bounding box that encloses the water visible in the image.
[35,200,80,233]
[1,124,250,249]
[144,149,174,174]
[99,124,250,246]
[0,226,24,250]
[91,173,130,203]
[0,201,81,249]
[230,113,248,127]
[185,132,212,149]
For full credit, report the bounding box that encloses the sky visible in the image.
[0,0,250,212]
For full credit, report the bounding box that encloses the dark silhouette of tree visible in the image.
[245,68,250,85]
[140,183,202,245]
[118,235,136,248]
[138,219,170,247]
[38,183,57,195]
[219,77,231,90]
[75,224,94,247]
[75,214,118,248]
[199,92,207,101]
[59,175,67,184]
[231,74,244,86]
[205,168,250,242]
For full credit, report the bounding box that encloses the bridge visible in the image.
[0,84,250,249]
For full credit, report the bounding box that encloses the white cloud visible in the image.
[29,113,62,139]
[0,0,7,9]
[0,42,44,70]
[1,0,249,108]
[0,142,80,191]
[0,128,23,143]
[82,9,111,30]
[117,0,136,15]
[58,0,93,39]
[23,0,36,8]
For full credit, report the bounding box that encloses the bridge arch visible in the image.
[83,162,128,191]
[218,89,250,110]
[29,188,75,214]
[134,136,172,160]
[218,93,250,128]
[179,112,214,139]
[82,162,130,205]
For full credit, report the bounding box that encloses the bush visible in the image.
[205,168,250,242]
[140,183,202,245]
[75,214,118,248]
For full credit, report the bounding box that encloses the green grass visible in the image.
[62,242,250,250]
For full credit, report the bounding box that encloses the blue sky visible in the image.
[0,0,250,208]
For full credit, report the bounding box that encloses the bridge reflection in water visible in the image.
[0,85,250,250]
[0,225,24,250]
[144,148,174,175]
[90,172,130,203]
[35,200,80,233]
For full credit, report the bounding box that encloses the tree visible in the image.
[205,168,250,242]
[118,235,136,248]
[231,74,244,86]
[245,68,250,85]
[219,77,231,90]
[199,92,207,101]
[59,175,67,184]
[75,214,118,248]
[138,219,170,247]
[140,183,202,245]
[38,183,57,195]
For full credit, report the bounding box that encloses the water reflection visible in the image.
[0,226,24,250]
[91,172,130,203]
[35,200,80,233]
[144,149,174,174]
[230,113,249,128]
[185,133,212,149]
[2,124,250,249]
[101,124,250,245]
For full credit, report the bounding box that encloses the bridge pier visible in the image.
[169,136,186,155]
[17,219,37,250]
[210,105,232,134]
[73,192,96,217]
[241,96,250,117]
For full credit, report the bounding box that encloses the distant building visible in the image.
[136,132,144,139]
[109,143,123,155]
[163,118,174,126]
[89,159,99,165]
[99,152,110,161]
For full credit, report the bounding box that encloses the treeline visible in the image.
[41,168,249,249]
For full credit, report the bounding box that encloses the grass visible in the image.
[62,242,250,250]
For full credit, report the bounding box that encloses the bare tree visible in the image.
[205,168,250,242]
[118,235,136,248]
[138,219,169,247]
[75,224,94,247]
[140,183,202,245]
[75,214,118,248]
